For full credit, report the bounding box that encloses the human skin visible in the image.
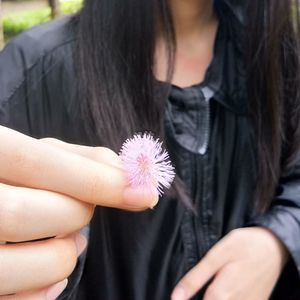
[0,126,157,298]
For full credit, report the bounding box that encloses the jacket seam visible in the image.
[2,37,77,104]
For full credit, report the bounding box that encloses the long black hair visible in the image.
[77,0,300,211]
[246,0,300,210]
[77,0,174,149]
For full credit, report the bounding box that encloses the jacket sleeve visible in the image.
[250,158,300,299]
[0,32,88,299]
[0,37,33,133]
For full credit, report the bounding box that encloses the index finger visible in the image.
[0,126,158,209]
[171,240,229,300]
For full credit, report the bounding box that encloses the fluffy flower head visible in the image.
[119,133,175,195]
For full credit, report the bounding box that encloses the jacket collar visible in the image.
[211,0,248,115]
[219,0,245,26]
[158,1,248,116]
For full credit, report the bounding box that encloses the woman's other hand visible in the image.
[0,126,157,298]
[171,227,289,300]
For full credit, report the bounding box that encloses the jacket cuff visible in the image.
[249,205,300,274]
[249,206,300,299]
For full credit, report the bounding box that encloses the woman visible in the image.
[0,0,300,299]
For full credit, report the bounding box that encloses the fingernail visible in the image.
[171,286,186,300]
[75,233,87,256]
[46,279,68,300]
[150,193,159,209]
[123,187,159,209]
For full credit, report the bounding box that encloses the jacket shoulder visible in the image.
[0,16,78,134]
[0,16,77,103]
[6,15,77,70]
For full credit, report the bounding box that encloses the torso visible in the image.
[0,5,262,300]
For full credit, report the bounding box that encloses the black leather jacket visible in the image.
[1,2,300,299]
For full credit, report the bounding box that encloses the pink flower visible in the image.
[119,133,175,196]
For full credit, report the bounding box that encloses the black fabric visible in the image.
[1,1,300,299]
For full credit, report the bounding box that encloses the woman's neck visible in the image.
[169,0,215,40]
[155,0,218,87]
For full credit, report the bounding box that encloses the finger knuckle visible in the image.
[40,137,57,143]
[97,147,118,158]
[93,147,121,164]
[40,137,63,148]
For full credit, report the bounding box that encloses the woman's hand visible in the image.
[0,126,157,299]
[171,227,289,300]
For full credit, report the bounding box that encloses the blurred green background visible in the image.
[0,0,82,47]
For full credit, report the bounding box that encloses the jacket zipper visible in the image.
[194,87,214,261]
[198,87,214,155]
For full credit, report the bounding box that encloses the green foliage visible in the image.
[3,9,51,39]
[3,0,83,40]
[61,0,83,14]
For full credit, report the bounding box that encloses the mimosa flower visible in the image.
[119,133,175,195]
